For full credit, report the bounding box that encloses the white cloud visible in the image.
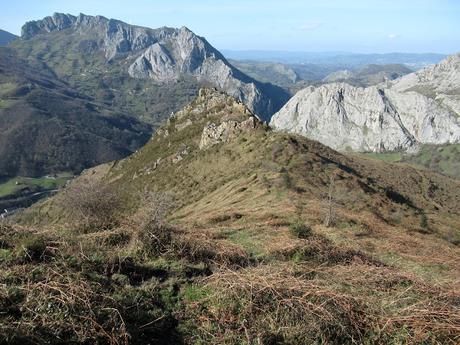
[298,22,323,31]
[388,33,401,40]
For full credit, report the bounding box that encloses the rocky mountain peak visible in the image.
[20,13,288,120]
[174,87,255,122]
[271,53,460,153]
[392,52,460,94]
[21,13,77,38]
[143,88,260,168]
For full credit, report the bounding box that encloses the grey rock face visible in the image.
[22,13,77,38]
[199,117,257,150]
[271,54,460,152]
[21,13,286,120]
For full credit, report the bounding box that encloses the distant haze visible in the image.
[1,0,459,54]
[222,51,447,69]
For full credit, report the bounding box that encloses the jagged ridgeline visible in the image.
[271,53,460,152]
[13,12,289,124]
[9,88,460,344]
[0,12,290,180]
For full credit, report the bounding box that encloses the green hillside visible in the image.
[0,47,151,179]
[360,144,460,180]
[6,89,459,344]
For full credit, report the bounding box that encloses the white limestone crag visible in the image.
[271,54,460,152]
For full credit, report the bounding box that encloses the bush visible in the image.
[140,222,173,257]
[420,213,429,230]
[289,222,312,239]
[16,234,51,262]
[62,179,124,231]
[135,190,175,257]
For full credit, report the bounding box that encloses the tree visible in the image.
[324,173,336,227]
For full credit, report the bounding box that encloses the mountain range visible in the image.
[18,13,289,122]
[231,60,414,93]
[0,29,17,46]
[222,50,447,69]
[271,53,460,152]
[0,13,289,180]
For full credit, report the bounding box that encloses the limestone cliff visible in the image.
[271,54,460,152]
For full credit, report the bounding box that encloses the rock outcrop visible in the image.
[199,117,258,150]
[271,54,460,152]
[21,13,289,120]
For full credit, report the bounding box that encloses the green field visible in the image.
[0,173,73,198]
[357,144,460,180]
[359,151,403,163]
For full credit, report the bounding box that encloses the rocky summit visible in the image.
[271,54,460,152]
[20,13,289,121]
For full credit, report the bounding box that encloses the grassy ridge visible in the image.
[7,89,459,344]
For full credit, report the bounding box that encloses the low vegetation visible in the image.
[3,89,460,344]
[360,143,460,180]
[0,47,152,179]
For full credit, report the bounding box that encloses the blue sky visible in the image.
[1,0,459,53]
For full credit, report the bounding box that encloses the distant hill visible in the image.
[0,47,151,178]
[229,59,300,87]
[222,50,447,69]
[323,64,413,87]
[0,29,17,46]
[229,61,414,93]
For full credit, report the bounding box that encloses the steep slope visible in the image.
[271,54,460,152]
[13,13,289,122]
[323,64,413,87]
[0,29,17,46]
[0,47,151,178]
[10,88,460,344]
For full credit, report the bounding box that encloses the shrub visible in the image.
[289,222,312,239]
[135,190,175,256]
[16,234,51,262]
[420,213,429,230]
[62,179,124,231]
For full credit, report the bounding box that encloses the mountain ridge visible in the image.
[271,53,460,152]
[12,88,460,344]
[19,12,289,121]
[0,29,17,46]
